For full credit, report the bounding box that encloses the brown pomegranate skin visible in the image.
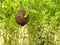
[15,10,29,26]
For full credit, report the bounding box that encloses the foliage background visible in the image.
[0,0,60,45]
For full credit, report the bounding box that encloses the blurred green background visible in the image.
[0,0,60,45]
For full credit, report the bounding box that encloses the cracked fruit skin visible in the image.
[15,10,29,26]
